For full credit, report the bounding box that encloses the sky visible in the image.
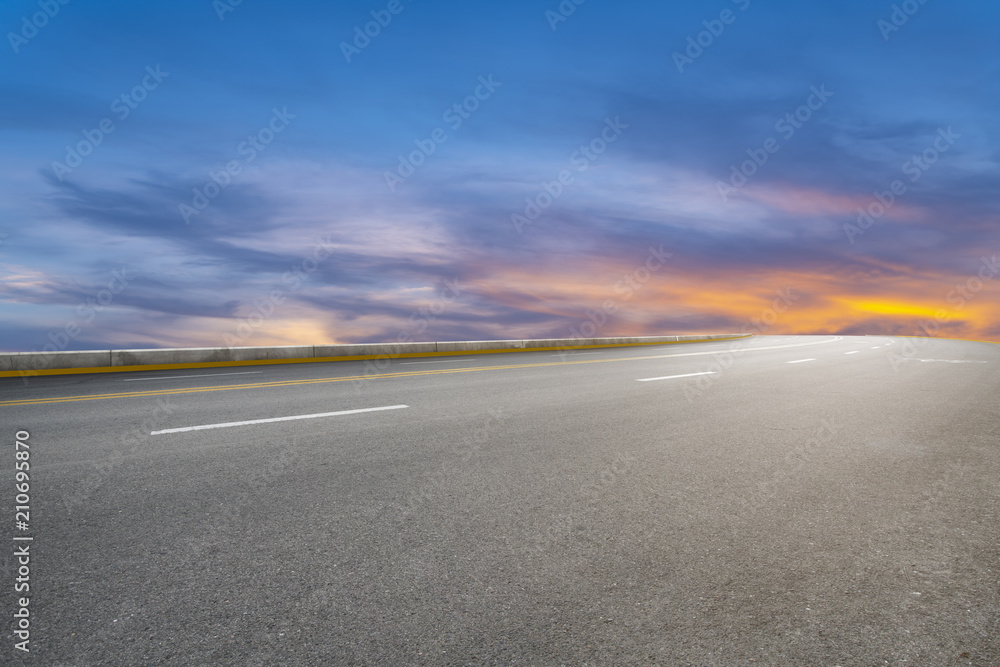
[1,0,999,352]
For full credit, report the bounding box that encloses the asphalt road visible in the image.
[2,335,999,665]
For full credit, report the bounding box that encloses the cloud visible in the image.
[3,0,1000,348]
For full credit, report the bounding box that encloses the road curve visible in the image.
[2,335,998,665]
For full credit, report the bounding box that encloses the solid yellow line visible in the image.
[0,336,750,378]
[0,337,753,407]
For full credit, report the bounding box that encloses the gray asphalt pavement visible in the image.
[2,335,999,665]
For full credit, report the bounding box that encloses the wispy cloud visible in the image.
[2,0,998,350]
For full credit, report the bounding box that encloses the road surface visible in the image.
[2,335,998,665]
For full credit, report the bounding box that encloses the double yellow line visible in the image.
[5,334,819,408]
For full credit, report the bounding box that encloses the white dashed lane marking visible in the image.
[636,372,717,382]
[150,405,410,435]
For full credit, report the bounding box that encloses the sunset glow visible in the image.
[1,1,997,351]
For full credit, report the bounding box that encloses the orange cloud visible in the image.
[471,258,1000,342]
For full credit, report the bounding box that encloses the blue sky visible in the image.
[2,0,999,352]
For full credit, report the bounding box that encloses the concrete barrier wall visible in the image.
[2,333,751,374]
[438,340,527,352]
[111,346,315,366]
[9,350,112,371]
[313,342,438,358]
